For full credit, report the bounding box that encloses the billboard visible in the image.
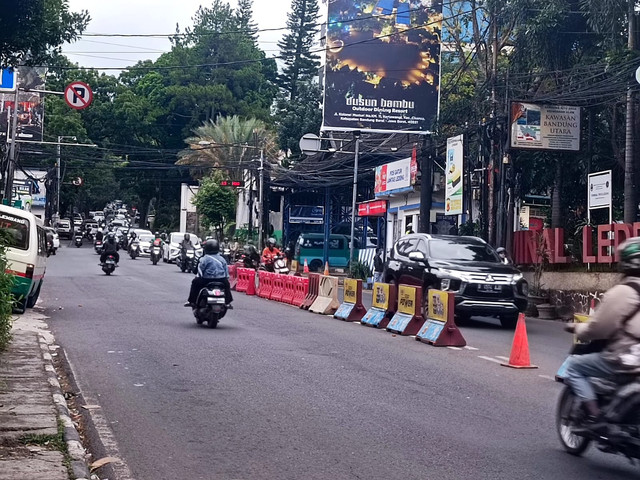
[0,67,45,142]
[510,102,581,151]
[445,134,463,215]
[374,156,418,196]
[322,0,443,134]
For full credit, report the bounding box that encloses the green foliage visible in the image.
[193,172,237,234]
[275,81,322,160]
[0,242,15,352]
[350,260,372,281]
[0,0,89,67]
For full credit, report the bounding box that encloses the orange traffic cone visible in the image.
[303,258,309,274]
[501,313,538,369]
[588,298,596,315]
[323,261,329,276]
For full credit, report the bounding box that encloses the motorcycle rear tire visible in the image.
[207,318,218,329]
[152,255,158,265]
[556,387,591,456]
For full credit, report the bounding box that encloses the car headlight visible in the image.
[512,273,523,283]
[438,268,472,283]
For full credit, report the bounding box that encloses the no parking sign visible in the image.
[64,81,93,110]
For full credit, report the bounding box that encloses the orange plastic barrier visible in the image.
[246,270,256,296]
[257,271,270,299]
[228,264,238,291]
[282,276,295,304]
[236,268,248,292]
[293,277,309,307]
[301,273,320,310]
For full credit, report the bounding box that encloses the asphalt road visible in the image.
[40,244,638,480]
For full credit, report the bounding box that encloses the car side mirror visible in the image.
[408,251,427,263]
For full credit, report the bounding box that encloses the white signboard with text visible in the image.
[588,170,612,209]
[374,157,417,196]
[510,102,581,151]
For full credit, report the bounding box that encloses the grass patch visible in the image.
[20,419,73,477]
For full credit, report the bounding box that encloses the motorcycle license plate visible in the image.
[478,284,502,293]
[207,298,225,304]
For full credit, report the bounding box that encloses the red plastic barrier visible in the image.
[236,268,247,292]
[292,277,309,307]
[270,274,284,302]
[246,270,256,296]
[282,276,295,304]
[301,273,320,310]
[229,264,238,291]
[259,272,273,299]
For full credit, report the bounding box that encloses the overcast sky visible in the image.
[64,0,300,72]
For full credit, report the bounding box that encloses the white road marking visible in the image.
[464,346,479,351]
[495,355,510,362]
[539,374,556,381]
[447,346,462,350]
[478,355,503,365]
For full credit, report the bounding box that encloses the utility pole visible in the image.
[419,135,433,234]
[624,1,637,223]
[3,73,19,203]
[257,149,265,250]
[488,4,499,245]
[349,131,361,267]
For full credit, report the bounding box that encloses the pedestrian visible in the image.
[373,248,384,284]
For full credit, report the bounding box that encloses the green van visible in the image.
[295,233,355,271]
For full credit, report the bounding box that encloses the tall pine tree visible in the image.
[277,0,320,99]
[235,0,259,45]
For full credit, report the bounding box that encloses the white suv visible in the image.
[56,219,72,239]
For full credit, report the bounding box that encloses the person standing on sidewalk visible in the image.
[373,249,384,284]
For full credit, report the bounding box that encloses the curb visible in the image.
[37,333,92,480]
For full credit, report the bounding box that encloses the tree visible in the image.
[192,172,237,235]
[235,0,259,44]
[275,81,321,160]
[277,0,320,99]
[0,0,89,67]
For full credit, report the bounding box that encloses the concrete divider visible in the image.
[361,282,397,329]
[386,285,425,336]
[416,289,466,347]
[293,277,309,307]
[301,273,320,310]
[309,275,340,315]
[334,278,367,322]
[282,276,296,304]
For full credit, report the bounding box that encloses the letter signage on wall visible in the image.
[445,134,463,215]
[510,102,581,151]
[322,0,443,134]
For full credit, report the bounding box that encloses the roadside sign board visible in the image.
[64,81,93,110]
[588,170,611,209]
[0,68,16,92]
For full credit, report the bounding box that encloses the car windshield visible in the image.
[428,238,500,262]
[138,235,153,242]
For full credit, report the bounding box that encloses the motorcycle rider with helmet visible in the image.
[100,233,120,265]
[261,237,281,272]
[564,237,640,429]
[185,239,233,308]
[242,239,260,268]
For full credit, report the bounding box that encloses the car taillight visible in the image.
[25,264,34,279]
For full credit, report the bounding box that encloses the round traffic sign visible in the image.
[64,81,93,110]
[299,133,321,155]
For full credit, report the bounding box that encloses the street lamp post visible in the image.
[349,131,361,268]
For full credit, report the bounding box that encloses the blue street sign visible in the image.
[0,68,16,92]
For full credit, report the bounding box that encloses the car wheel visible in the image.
[26,284,41,308]
[421,286,432,319]
[13,298,26,314]
[309,259,323,273]
[500,313,519,329]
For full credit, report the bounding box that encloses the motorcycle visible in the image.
[192,281,228,329]
[46,239,55,257]
[101,254,118,275]
[150,243,162,265]
[242,252,260,270]
[74,234,83,248]
[556,340,640,463]
[261,254,288,274]
[177,248,196,273]
[94,239,104,255]
[129,240,140,259]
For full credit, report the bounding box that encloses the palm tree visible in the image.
[177,115,278,181]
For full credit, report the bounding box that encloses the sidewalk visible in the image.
[0,311,90,480]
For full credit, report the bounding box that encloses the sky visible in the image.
[64,0,298,72]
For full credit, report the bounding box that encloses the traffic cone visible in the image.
[501,313,538,369]
[303,258,309,274]
[588,298,596,315]
[323,261,329,276]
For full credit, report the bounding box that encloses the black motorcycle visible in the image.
[191,281,228,329]
[150,243,162,265]
[94,239,104,255]
[74,234,83,248]
[129,240,140,259]
[101,254,118,275]
[556,341,640,462]
[177,248,195,273]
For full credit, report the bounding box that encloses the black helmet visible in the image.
[618,237,640,276]
[184,233,190,241]
[204,239,219,254]
[267,237,276,247]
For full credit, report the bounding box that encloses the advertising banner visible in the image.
[510,102,581,151]
[357,199,387,216]
[0,67,45,142]
[322,0,443,134]
[374,157,417,196]
[588,170,612,209]
[445,134,463,215]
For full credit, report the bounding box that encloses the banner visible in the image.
[0,67,45,142]
[510,102,581,151]
[445,134,463,215]
[322,0,443,134]
[374,157,417,196]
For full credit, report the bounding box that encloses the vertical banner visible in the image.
[322,0,443,134]
[445,134,463,216]
[0,66,45,142]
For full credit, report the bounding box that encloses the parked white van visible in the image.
[0,205,47,313]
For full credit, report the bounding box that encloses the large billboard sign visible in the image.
[322,0,443,134]
[375,157,418,196]
[445,134,463,215]
[510,102,581,151]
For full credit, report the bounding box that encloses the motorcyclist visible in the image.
[184,239,233,308]
[94,229,104,242]
[261,237,281,272]
[179,233,195,265]
[128,231,138,254]
[243,240,260,268]
[100,233,120,264]
[564,237,640,428]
